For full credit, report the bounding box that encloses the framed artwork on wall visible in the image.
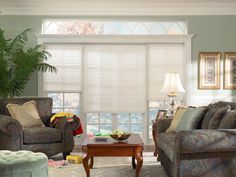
[224,52,236,89]
[156,109,167,119]
[198,52,221,89]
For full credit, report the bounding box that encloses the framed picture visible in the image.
[198,52,221,89]
[156,109,167,119]
[224,52,236,89]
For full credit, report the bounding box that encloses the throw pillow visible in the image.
[6,100,44,128]
[166,107,187,133]
[201,107,218,129]
[207,107,228,129]
[219,111,236,129]
[176,107,206,132]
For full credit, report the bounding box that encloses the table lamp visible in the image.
[160,73,185,118]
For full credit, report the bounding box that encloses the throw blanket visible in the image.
[50,112,83,135]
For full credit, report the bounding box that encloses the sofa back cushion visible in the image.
[176,107,206,132]
[201,102,230,129]
[166,107,187,133]
[207,107,228,129]
[219,111,236,129]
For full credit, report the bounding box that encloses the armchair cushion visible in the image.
[176,129,236,154]
[6,100,44,128]
[23,127,62,144]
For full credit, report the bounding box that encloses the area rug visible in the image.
[48,152,168,177]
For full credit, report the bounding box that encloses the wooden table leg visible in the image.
[135,152,143,177]
[83,154,91,177]
[132,156,136,169]
[89,156,94,168]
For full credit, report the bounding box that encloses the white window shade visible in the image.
[148,44,184,100]
[84,45,146,113]
[44,44,82,92]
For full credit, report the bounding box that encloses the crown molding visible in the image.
[1,2,236,15]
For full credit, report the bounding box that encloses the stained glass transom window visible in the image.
[42,20,187,35]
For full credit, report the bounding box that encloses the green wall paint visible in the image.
[1,15,236,99]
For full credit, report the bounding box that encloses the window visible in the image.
[148,44,184,101]
[48,92,80,115]
[87,112,143,137]
[42,20,187,35]
[43,44,82,115]
[43,44,82,92]
[87,113,112,134]
[117,113,142,134]
[40,22,190,143]
[83,45,146,113]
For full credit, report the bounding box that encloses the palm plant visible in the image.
[0,28,56,99]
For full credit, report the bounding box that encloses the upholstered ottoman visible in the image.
[0,150,48,177]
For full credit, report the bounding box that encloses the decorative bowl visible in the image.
[110,133,131,141]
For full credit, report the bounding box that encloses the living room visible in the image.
[0,0,236,177]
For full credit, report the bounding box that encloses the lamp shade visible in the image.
[160,73,185,97]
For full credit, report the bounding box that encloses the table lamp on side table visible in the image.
[160,73,185,118]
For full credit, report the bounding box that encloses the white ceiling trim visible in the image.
[1,2,236,15]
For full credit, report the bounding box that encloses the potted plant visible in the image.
[0,28,56,99]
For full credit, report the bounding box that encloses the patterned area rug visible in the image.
[48,152,168,177]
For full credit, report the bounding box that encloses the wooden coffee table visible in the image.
[81,134,144,177]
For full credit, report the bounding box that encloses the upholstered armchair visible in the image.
[0,97,79,159]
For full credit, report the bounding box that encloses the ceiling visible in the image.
[1,0,236,16]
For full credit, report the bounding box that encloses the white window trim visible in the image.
[38,34,193,144]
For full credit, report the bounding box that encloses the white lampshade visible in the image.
[160,73,185,97]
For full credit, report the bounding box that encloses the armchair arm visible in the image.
[54,117,79,153]
[176,129,236,154]
[0,114,23,150]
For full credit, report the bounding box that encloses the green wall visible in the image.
[1,15,236,100]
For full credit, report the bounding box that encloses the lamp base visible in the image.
[168,97,176,118]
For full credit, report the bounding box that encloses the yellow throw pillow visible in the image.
[6,100,44,128]
[166,107,187,133]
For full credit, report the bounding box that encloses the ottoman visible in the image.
[0,150,48,177]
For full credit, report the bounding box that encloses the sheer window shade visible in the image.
[44,44,82,92]
[84,45,146,113]
[148,44,184,100]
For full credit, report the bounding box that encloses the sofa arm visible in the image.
[176,129,236,154]
[152,118,172,157]
[0,114,23,150]
[54,117,79,153]
[154,118,172,134]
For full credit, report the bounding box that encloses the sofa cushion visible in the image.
[166,107,187,133]
[219,111,236,129]
[157,132,176,162]
[23,127,62,144]
[176,129,236,153]
[6,100,44,128]
[207,107,228,129]
[176,107,206,132]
